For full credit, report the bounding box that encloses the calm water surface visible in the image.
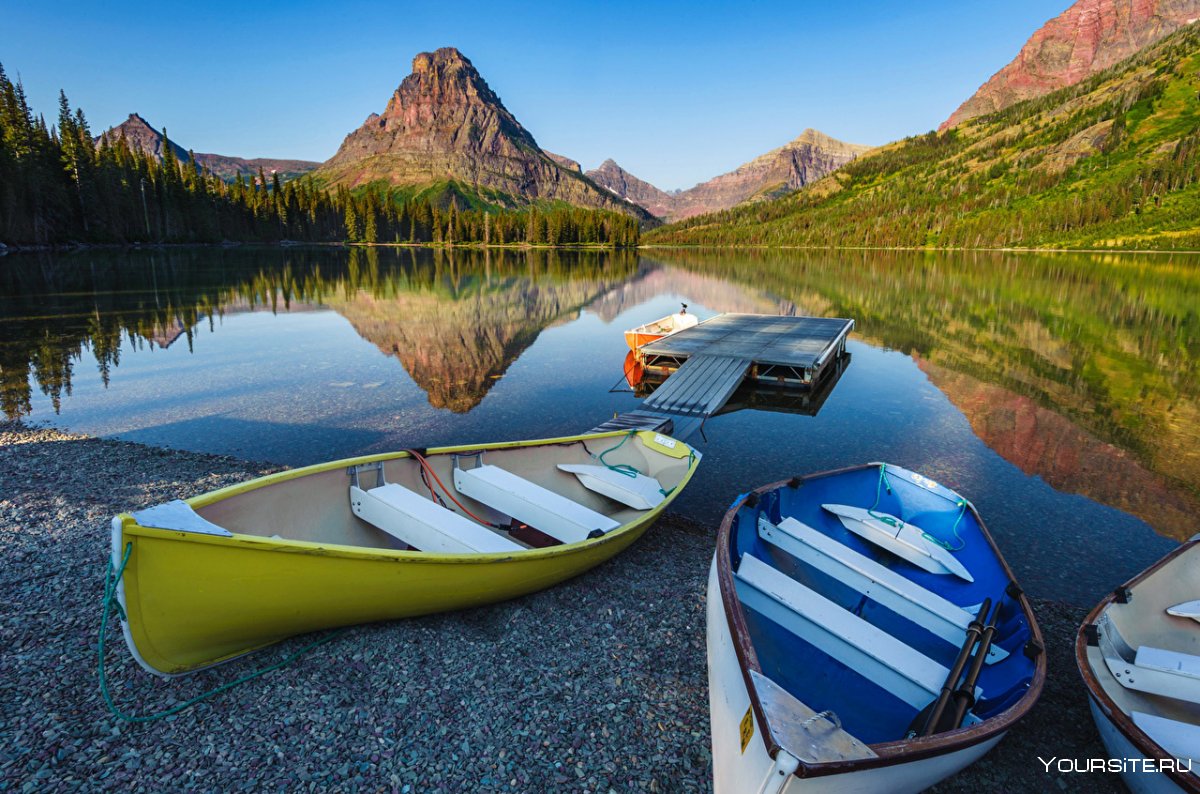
[3,246,1197,605]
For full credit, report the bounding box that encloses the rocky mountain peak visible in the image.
[96,113,187,162]
[942,0,1200,129]
[124,112,154,130]
[316,48,648,219]
[412,46,470,74]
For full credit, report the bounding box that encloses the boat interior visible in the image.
[631,308,696,337]
[727,464,1039,747]
[155,431,697,554]
[1085,542,1200,762]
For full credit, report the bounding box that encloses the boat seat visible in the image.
[1167,600,1200,623]
[350,483,522,554]
[130,500,233,537]
[734,554,966,711]
[1100,629,1200,704]
[1131,712,1200,762]
[557,464,665,510]
[1136,646,1200,679]
[759,516,1008,664]
[453,464,619,545]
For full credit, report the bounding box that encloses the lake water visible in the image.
[2,245,1197,605]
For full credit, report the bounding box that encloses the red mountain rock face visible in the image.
[544,152,581,172]
[316,48,647,219]
[942,0,1200,129]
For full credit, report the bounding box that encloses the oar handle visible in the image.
[919,597,991,737]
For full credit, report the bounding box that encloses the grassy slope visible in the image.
[648,25,1200,250]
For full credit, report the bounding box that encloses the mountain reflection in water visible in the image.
[1,246,1196,566]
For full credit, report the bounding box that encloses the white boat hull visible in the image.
[706,557,1004,794]
[1089,697,1189,794]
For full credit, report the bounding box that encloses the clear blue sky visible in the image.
[5,0,1068,191]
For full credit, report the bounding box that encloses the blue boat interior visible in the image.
[729,463,1038,745]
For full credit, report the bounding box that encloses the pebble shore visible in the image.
[1,421,1123,792]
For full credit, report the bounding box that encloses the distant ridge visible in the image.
[586,159,678,219]
[96,113,319,181]
[587,129,869,222]
[648,23,1200,250]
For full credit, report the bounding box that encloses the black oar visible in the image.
[949,600,1002,728]
[917,597,990,737]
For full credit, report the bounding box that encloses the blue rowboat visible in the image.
[707,462,1045,793]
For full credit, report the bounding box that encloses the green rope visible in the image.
[657,449,697,498]
[867,464,902,528]
[597,431,641,479]
[867,464,968,551]
[923,500,968,552]
[99,541,346,723]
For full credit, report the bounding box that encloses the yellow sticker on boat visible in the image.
[639,431,690,459]
[740,706,754,753]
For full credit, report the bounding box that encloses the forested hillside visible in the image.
[648,25,1200,250]
[0,66,638,248]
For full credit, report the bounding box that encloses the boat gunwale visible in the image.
[1074,537,1200,792]
[716,463,1047,779]
[115,429,701,565]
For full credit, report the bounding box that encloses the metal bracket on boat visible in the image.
[1114,586,1133,604]
[347,461,386,490]
[1084,624,1100,646]
[451,452,485,472]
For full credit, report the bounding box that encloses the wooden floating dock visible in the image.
[592,313,854,440]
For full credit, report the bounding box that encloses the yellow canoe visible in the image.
[110,429,701,676]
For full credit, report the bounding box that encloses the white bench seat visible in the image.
[453,464,619,545]
[1137,646,1200,680]
[1132,711,1200,762]
[759,516,1008,664]
[734,554,955,711]
[350,483,522,554]
[1101,636,1200,704]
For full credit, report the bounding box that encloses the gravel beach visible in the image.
[1,421,1125,792]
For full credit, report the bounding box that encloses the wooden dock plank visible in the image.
[594,312,854,442]
[644,355,751,416]
[589,409,673,435]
